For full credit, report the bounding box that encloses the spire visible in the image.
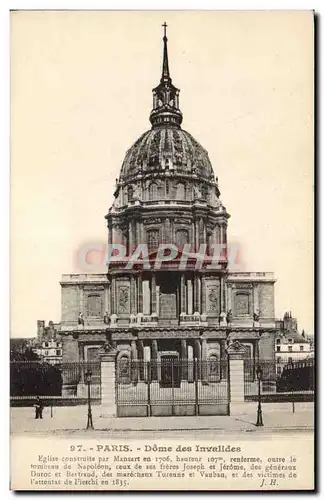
[161,22,171,82]
[149,24,183,128]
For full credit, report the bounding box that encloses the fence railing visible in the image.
[244,358,315,402]
[116,358,229,407]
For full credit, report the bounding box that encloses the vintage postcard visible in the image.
[10,10,315,491]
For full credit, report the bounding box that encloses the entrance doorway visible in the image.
[160,356,181,388]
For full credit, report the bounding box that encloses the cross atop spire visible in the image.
[161,21,170,82]
[162,21,167,38]
[149,24,183,128]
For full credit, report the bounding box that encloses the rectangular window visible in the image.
[56,350,61,356]
[288,346,292,352]
[300,345,304,351]
[276,346,281,352]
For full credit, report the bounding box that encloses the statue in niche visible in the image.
[103,311,110,325]
[78,312,84,326]
[226,309,233,326]
[253,310,260,327]
[219,311,226,326]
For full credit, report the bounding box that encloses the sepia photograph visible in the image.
[10,10,314,491]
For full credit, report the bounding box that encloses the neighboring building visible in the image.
[32,320,62,364]
[59,30,278,397]
[275,311,314,376]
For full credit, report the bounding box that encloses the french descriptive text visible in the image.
[28,443,299,489]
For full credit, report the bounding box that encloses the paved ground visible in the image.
[10,402,314,436]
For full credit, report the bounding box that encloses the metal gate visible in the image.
[116,358,229,417]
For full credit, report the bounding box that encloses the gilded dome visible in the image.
[119,127,214,182]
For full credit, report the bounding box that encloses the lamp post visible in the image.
[256,364,264,427]
[85,369,94,430]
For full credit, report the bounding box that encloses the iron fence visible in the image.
[116,358,229,417]
[244,359,276,399]
[244,358,315,402]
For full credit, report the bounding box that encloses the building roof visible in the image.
[277,330,310,344]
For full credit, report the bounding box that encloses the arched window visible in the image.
[176,182,185,200]
[149,183,158,200]
[147,229,159,253]
[127,185,133,203]
[201,184,208,200]
[176,229,189,248]
[118,355,131,384]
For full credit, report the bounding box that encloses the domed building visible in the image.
[59,28,278,411]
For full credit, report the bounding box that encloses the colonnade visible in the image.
[108,273,226,317]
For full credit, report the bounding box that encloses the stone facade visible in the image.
[59,30,278,396]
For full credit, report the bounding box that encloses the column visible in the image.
[129,221,133,254]
[187,278,193,315]
[79,342,85,383]
[131,340,138,383]
[104,285,109,317]
[227,284,232,312]
[151,340,158,381]
[107,281,112,316]
[187,344,194,382]
[143,344,151,382]
[170,218,174,243]
[195,219,199,251]
[194,339,201,380]
[201,275,206,315]
[180,274,186,314]
[220,225,223,245]
[137,275,143,313]
[194,275,200,313]
[151,274,157,314]
[220,276,224,313]
[111,276,117,314]
[100,352,117,416]
[180,339,187,381]
[203,220,207,244]
[130,275,136,315]
[201,338,208,383]
[135,220,140,247]
[220,340,227,379]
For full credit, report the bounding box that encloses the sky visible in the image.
[10,10,314,338]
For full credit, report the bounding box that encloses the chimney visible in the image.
[37,320,45,341]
